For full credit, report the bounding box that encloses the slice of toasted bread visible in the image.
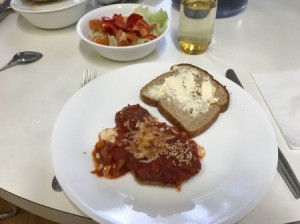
[140,63,230,137]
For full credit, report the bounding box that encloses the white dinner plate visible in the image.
[51,62,278,224]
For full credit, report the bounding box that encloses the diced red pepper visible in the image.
[127,13,143,30]
[140,28,149,37]
[112,13,120,21]
[132,19,150,30]
[114,13,128,30]
[131,19,151,37]
[102,20,119,36]
[89,11,160,46]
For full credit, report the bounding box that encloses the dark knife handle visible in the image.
[278,149,300,198]
[226,69,244,88]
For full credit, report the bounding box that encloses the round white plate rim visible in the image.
[51,62,278,224]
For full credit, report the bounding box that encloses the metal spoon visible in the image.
[0,51,43,72]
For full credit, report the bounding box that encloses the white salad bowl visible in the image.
[76,4,170,61]
[11,0,88,29]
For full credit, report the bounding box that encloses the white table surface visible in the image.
[1,0,300,223]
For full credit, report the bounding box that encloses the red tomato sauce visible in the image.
[91,104,204,189]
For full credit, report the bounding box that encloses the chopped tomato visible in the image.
[131,19,151,37]
[116,30,130,46]
[126,32,138,44]
[89,19,103,32]
[88,11,161,47]
[91,34,109,45]
[144,34,157,41]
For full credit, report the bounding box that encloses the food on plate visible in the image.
[91,104,204,189]
[140,63,230,137]
[88,6,168,46]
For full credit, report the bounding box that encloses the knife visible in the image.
[225,69,300,199]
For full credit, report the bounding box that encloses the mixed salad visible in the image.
[88,6,168,46]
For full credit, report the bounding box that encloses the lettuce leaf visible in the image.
[134,5,150,21]
[148,8,168,28]
[134,6,168,36]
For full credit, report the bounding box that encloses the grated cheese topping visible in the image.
[123,117,196,165]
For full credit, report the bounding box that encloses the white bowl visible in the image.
[76,4,170,61]
[11,0,88,29]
